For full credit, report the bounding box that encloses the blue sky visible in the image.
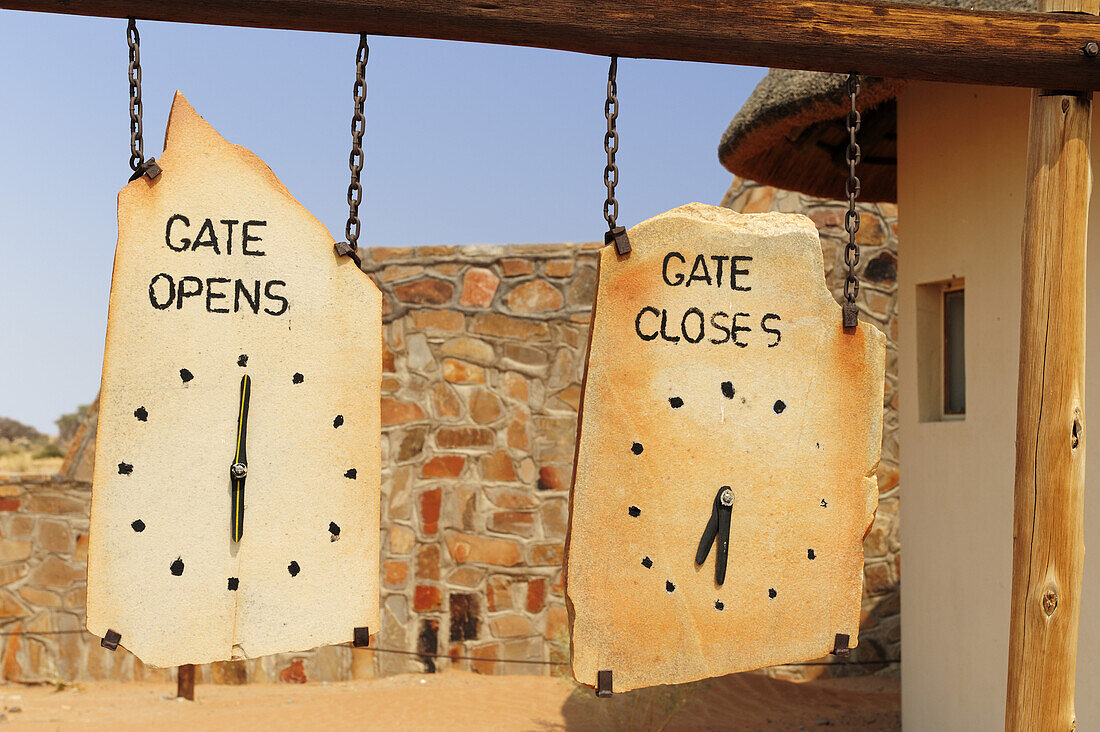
[0,10,764,434]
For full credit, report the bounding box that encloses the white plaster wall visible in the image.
[899,81,1100,730]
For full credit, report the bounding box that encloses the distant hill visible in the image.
[0,404,93,473]
[0,416,43,442]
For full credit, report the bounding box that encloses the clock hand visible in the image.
[695,492,721,565]
[230,374,250,542]
[715,488,732,585]
[695,486,733,586]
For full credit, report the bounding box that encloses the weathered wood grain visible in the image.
[5,0,1100,90]
[1006,2,1092,726]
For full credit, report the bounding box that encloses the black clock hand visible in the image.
[695,492,721,565]
[715,489,731,585]
[230,374,251,542]
[695,486,733,585]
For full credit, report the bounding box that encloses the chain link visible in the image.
[345,33,369,250]
[603,56,620,230]
[843,72,862,306]
[127,18,145,173]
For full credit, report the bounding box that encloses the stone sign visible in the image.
[86,93,382,667]
[566,203,885,691]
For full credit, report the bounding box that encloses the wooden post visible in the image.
[1007,2,1094,727]
[177,664,195,701]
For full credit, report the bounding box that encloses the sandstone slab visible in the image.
[86,93,381,668]
[566,204,884,691]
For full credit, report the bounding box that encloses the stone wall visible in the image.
[0,473,96,683]
[0,206,899,683]
[367,242,598,677]
[722,177,901,672]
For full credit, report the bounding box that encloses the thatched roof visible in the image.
[718,0,1037,203]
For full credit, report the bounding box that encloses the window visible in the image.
[942,287,965,416]
[917,278,965,422]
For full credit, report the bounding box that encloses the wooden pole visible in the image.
[177,664,196,701]
[1007,2,1094,727]
[4,0,1100,90]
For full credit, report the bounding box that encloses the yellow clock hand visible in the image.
[230,374,250,542]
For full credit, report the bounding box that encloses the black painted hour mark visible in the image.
[170,558,185,576]
[134,407,148,422]
[808,548,816,560]
[228,577,239,591]
[669,396,684,409]
[118,462,133,475]
[821,499,828,508]
[665,580,675,593]
[768,588,777,599]
[180,368,194,383]
[773,400,786,414]
[344,468,357,479]
[288,561,301,577]
[293,372,304,384]
[333,415,344,429]
[641,557,653,569]
[628,505,641,517]
[631,442,643,455]
[131,519,145,533]
[715,600,724,611]
[721,382,735,399]
[329,521,341,541]
[238,355,248,367]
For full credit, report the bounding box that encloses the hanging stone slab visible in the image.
[86,93,382,667]
[566,203,885,692]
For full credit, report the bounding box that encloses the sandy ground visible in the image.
[0,671,898,731]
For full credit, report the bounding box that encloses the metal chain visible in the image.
[126,18,159,181]
[843,73,862,306]
[603,56,620,230]
[602,56,630,254]
[127,18,145,172]
[344,33,369,255]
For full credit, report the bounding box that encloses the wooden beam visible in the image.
[5,0,1100,90]
[1006,1,1092,727]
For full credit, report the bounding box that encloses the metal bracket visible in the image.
[832,632,851,658]
[842,301,859,329]
[596,669,613,697]
[605,226,631,255]
[352,626,371,647]
[335,240,363,268]
[128,158,161,182]
[101,629,122,651]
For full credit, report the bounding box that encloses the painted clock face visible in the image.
[626,391,816,606]
[86,93,382,668]
[122,361,349,585]
[565,204,885,692]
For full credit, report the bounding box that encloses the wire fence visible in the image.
[0,628,900,668]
